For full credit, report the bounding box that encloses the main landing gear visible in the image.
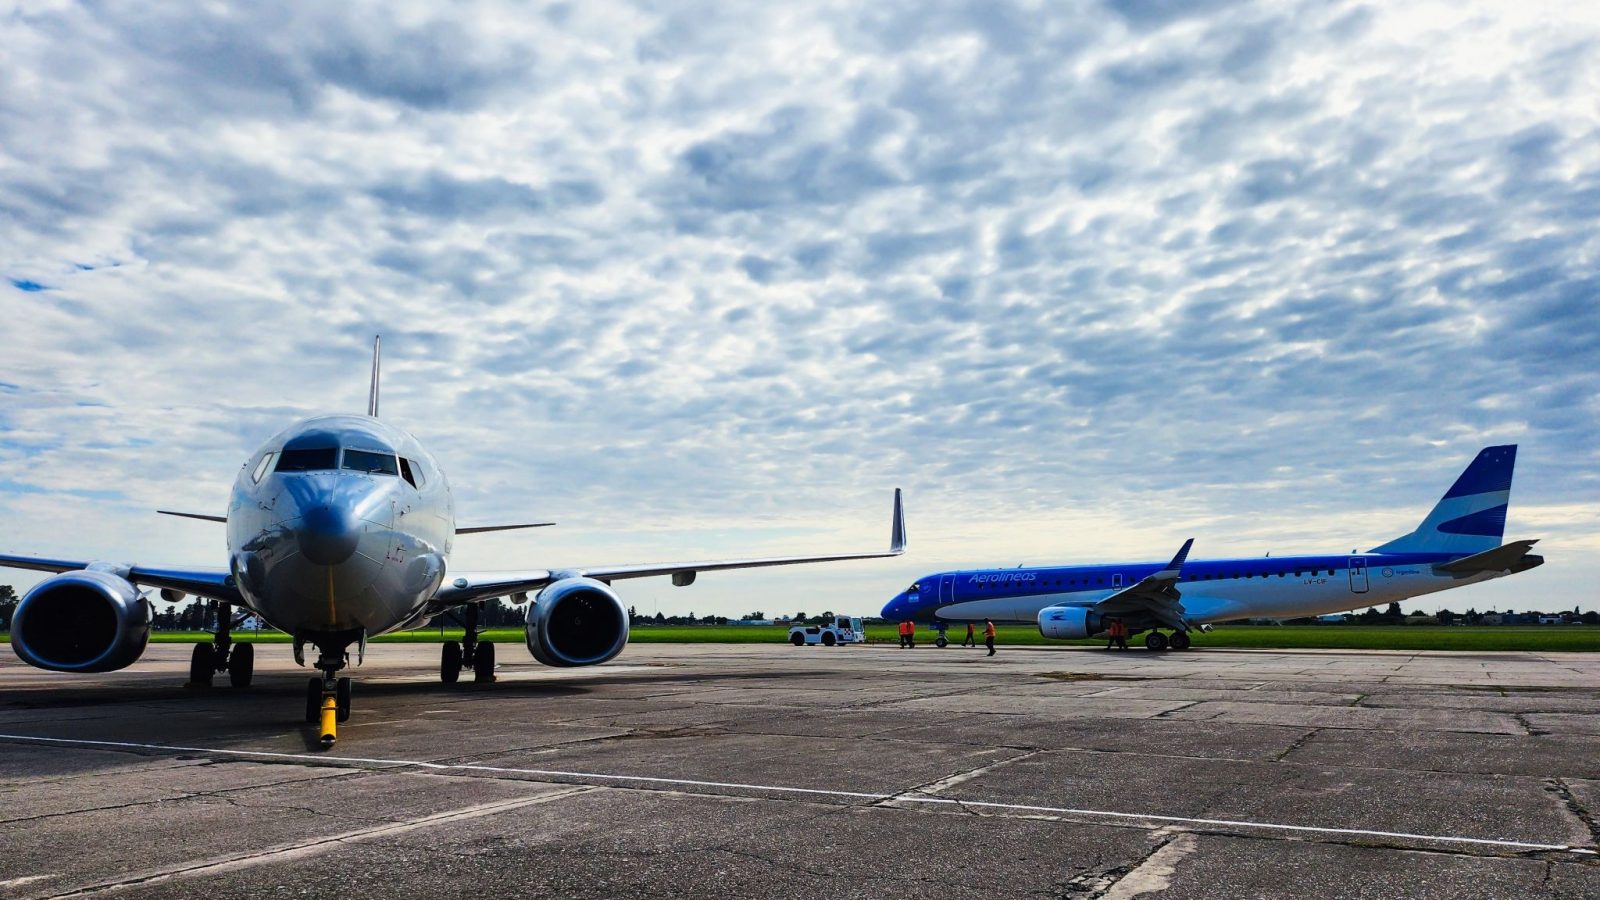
[1143,630,1193,652]
[188,602,255,688]
[440,602,496,685]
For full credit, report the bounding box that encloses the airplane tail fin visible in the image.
[367,335,381,417]
[1369,445,1517,555]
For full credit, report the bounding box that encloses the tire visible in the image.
[1170,631,1192,651]
[935,637,948,649]
[1145,631,1169,652]
[189,643,215,687]
[228,642,254,688]
[335,677,352,723]
[791,632,805,646]
[305,677,322,723]
[821,632,836,646]
[473,641,496,682]
[441,640,462,683]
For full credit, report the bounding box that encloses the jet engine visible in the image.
[524,577,629,667]
[1038,605,1103,640]
[9,570,152,672]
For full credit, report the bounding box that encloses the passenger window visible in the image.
[251,452,276,483]
[343,449,399,476]
[277,448,338,472]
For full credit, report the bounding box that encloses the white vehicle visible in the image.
[788,616,865,646]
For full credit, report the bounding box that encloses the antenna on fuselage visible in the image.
[367,335,381,417]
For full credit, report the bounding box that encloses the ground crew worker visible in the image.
[898,619,915,648]
[1107,618,1128,651]
[984,619,996,656]
[962,622,976,648]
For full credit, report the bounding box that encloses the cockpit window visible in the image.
[909,583,921,592]
[342,448,399,476]
[276,448,338,472]
[398,457,419,488]
[251,452,276,483]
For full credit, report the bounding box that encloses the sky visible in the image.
[2,0,1597,622]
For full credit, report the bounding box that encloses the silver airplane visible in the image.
[2,338,907,746]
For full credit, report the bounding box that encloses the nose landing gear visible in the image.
[304,647,353,748]
[187,602,255,688]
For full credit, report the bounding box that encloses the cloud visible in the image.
[0,0,1596,621]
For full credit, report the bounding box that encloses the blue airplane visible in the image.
[882,446,1542,650]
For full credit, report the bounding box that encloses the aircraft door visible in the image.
[1348,557,1369,594]
[940,574,955,605]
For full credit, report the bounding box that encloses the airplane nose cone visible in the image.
[297,503,360,566]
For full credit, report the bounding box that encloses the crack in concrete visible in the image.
[1057,832,1176,898]
[1514,713,1551,736]
[1273,727,1320,762]
[1546,778,1600,848]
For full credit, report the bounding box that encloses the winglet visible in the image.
[367,335,382,418]
[890,488,907,554]
[1153,538,1194,579]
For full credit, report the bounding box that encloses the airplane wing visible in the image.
[433,489,906,608]
[0,553,245,605]
[157,510,228,524]
[1091,538,1194,630]
[456,522,556,535]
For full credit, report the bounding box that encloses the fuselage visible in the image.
[225,415,454,639]
[883,551,1501,627]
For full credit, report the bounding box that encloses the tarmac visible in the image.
[2,640,1599,898]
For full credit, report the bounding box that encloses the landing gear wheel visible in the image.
[441,640,462,684]
[227,642,254,687]
[935,636,948,648]
[473,641,496,683]
[335,677,352,722]
[189,643,215,687]
[821,632,836,647]
[1170,631,1192,651]
[1145,631,1169,652]
[305,677,322,723]
[791,632,805,646]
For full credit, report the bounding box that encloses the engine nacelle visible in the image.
[10,570,152,672]
[525,577,629,667]
[1038,605,1103,640]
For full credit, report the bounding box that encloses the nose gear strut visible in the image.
[299,636,359,747]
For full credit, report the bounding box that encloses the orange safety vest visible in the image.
[984,622,996,638]
[898,621,912,636]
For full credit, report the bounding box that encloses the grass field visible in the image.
[101,624,1600,652]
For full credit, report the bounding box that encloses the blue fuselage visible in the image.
[884,551,1500,627]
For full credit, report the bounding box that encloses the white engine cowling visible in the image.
[525,577,629,667]
[10,570,152,672]
[1038,605,1104,640]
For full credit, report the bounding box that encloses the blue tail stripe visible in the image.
[1437,504,1508,536]
[1441,445,1516,499]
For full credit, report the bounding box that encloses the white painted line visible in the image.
[1,733,1593,857]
